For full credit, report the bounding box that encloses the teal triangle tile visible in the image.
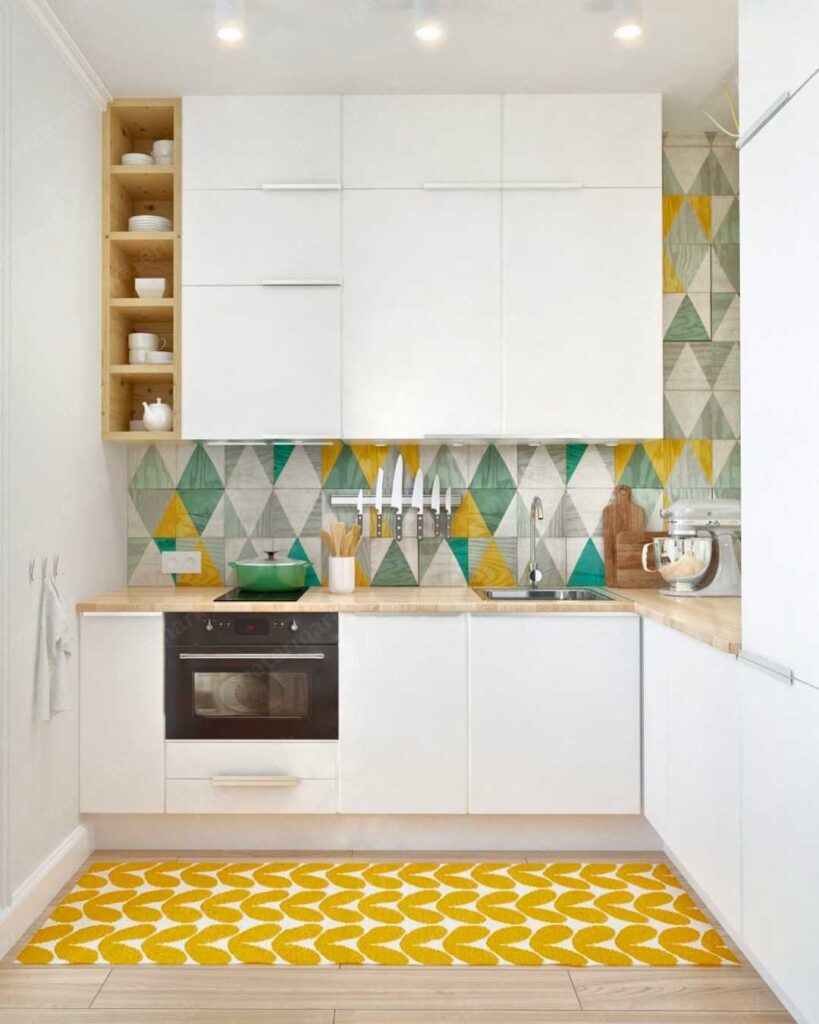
[288,538,320,586]
[662,152,685,195]
[371,541,417,586]
[223,494,248,538]
[127,537,151,581]
[154,537,176,553]
[179,488,222,535]
[129,488,174,536]
[178,444,223,490]
[253,491,294,537]
[664,294,709,341]
[620,446,662,489]
[568,539,605,586]
[471,445,515,490]
[324,446,369,490]
[131,447,174,490]
[565,444,587,483]
[471,487,515,534]
[447,538,469,581]
[426,446,467,488]
[274,444,295,482]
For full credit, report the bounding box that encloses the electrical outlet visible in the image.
[161,551,202,575]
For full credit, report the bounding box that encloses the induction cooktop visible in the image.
[214,587,308,603]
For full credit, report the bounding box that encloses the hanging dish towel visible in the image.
[35,577,73,721]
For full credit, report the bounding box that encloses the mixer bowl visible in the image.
[643,537,713,595]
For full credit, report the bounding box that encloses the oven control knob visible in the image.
[289,620,298,633]
[204,618,214,632]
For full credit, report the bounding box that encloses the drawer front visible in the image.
[165,741,337,780]
[166,779,337,815]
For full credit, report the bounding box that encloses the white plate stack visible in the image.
[128,214,172,231]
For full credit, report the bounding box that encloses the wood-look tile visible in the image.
[0,1013,331,1024]
[571,969,786,1013]
[94,967,578,1011]
[336,1014,794,1024]
[0,969,109,1008]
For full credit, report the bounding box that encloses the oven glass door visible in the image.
[166,648,337,740]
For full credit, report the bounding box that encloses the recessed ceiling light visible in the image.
[414,0,444,43]
[613,0,643,41]
[215,0,245,43]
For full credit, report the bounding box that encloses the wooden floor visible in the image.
[0,851,793,1024]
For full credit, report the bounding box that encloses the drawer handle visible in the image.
[179,652,325,661]
[211,774,300,788]
[261,182,341,191]
[261,279,342,287]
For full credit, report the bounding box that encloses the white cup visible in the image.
[134,277,166,298]
[152,139,173,159]
[328,557,355,594]
[128,333,166,350]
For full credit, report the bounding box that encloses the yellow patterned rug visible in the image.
[18,860,739,967]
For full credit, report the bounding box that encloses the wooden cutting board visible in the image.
[602,485,646,586]
[614,531,666,588]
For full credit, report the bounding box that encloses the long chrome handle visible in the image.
[261,182,340,190]
[211,774,300,787]
[178,652,325,661]
[261,279,342,287]
[738,650,794,685]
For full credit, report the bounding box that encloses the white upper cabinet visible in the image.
[741,74,819,687]
[182,286,341,439]
[183,190,341,285]
[502,187,662,439]
[503,94,661,187]
[342,95,501,187]
[343,189,502,438]
[183,95,341,189]
[739,0,819,137]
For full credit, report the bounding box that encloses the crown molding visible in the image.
[16,0,111,109]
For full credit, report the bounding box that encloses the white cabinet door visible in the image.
[338,615,468,813]
[80,613,164,814]
[741,74,819,688]
[183,190,340,285]
[742,665,819,1024]
[470,615,641,814]
[343,190,501,438]
[182,286,341,439]
[739,0,819,136]
[342,95,501,187]
[183,95,341,189]
[641,619,669,836]
[503,189,662,439]
[503,94,661,187]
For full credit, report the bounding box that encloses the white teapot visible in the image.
[142,398,173,432]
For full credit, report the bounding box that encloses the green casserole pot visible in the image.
[228,551,308,592]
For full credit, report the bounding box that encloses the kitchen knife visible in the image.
[391,455,404,541]
[411,469,424,540]
[375,468,384,538]
[430,475,441,538]
[445,486,452,538]
[356,488,364,530]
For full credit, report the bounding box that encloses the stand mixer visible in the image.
[643,498,741,597]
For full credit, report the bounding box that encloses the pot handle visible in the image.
[641,543,659,573]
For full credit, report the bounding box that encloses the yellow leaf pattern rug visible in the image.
[18,860,739,967]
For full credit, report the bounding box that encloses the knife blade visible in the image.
[445,486,452,538]
[411,469,424,540]
[375,468,384,538]
[391,455,404,541]
[355,488,364,530]
[431,475,441,538]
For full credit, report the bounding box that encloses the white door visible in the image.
[470,615,641,814]
[80,614,164,813]
[503,94,661,187]
[183,190,340,285]
[338,615,468,813]
[342,95,501,187]
[741,73,819,687]
[182,286,341,439]
[503,188,662,439]
[343,190,501,438]
[739,0,819,136]
[741,664,819,1024]
[183,95,341,189]
[642,619,669,836]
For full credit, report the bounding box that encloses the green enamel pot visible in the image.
[228,551,308,592]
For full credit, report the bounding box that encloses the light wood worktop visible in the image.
[77,586,741,654]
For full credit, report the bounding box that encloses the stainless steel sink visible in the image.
[477,587,613,602]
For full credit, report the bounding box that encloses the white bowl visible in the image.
[145,351,173,364]
[122,152,153,165]
[134,277,166,298]
[128,215,172,232]
[128,332,163,350]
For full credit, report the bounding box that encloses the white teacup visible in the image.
[128,333,166,351]
[152,139,173,159]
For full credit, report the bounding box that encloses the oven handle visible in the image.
[178,652,325,661]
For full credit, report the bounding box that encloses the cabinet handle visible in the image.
[261,183,341,191]
[261,279,342,287]
[423,181,583,190]
[178,652,325,661]
[211,774,300,787]
[736,92,791,149]
[738,649,795,685]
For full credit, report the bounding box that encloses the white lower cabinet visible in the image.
[338,614,469,813]
[80,613,165,814]
[641,618,669,835]
[469,615,641,814]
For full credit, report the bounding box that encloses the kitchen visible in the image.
[0,0,817,1021]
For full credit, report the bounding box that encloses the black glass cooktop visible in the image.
[214,587,308,603]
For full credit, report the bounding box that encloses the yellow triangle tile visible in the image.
[355,561,370,588]
[663,250,685,293]
[643,441,667,485]
[662,440,686,486]
[398,444,420,479]
[662,195,685,238]
[615,444,636,483]
[178,541,221,587]
[322,442,344,484]
[689,439,713,484]
[471,540,516,588]
[450,491,487,539]
[688,196,712,241]
[350,444,389,489]
[154,494,188,538]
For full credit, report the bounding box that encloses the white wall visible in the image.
[2,0,124,900]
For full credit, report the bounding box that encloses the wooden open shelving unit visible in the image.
[102,99,181,442]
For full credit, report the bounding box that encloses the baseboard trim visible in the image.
[0,823,93,959]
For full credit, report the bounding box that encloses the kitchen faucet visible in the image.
[528,495,544,586]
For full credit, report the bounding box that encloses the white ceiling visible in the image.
[48,0,738,131]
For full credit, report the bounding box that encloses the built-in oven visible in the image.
[165,613,338,740]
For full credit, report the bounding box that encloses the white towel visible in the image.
[35,577,73,721]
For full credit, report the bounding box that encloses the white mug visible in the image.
[128,333,166,351]
[152,139,173,158]
[328,557,355,594]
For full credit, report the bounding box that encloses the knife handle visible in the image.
[376,513,383,538]
[356,512,363,530]
[417,512,424,540]
[395,512,403,542]
[445,512,451,538]
[433,512,440,538]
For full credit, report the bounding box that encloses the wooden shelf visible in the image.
[110,165,174,200]
[109,232,174,261]
[103,431,178,444]
[110,364,175,377]
[110,298,175,321]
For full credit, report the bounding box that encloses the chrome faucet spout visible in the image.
[528,496,544,586]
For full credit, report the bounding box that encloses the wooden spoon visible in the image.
[331,521,346,557]
[320,528,335,556]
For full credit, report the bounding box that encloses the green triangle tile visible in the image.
[223,494,248,538]
[689,150,734,196]
[471,487,516,534]
[288,537,320,586]
[154,537,176,552]
[664,294,709,341]
[620,446,663,489]
[131,447,174,490]
[127,537,151,580]
[569,539,605,586]
[713,198,739,242]
[662,152,684,195]
[178,444,223,490]
[371,541,417,587]
[447,538,469,581]
[274,443,295,482]
[471,445,515,490]
[324,446,369,490]
[179,488,222,535]
[565,444,587,483]
[426,446,467,488]
[712,243,740,292]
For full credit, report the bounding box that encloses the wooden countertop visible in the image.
[77,586,741,655]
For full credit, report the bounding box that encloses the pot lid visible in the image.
[233,551,307,567]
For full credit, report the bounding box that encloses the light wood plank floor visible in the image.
[0,851,793,1024]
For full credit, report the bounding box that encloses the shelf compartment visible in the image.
[110,236,174,299]
[108,100,176,165]
[111,165,174,201]
[106,368,177,436]
[108,305,174,366]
